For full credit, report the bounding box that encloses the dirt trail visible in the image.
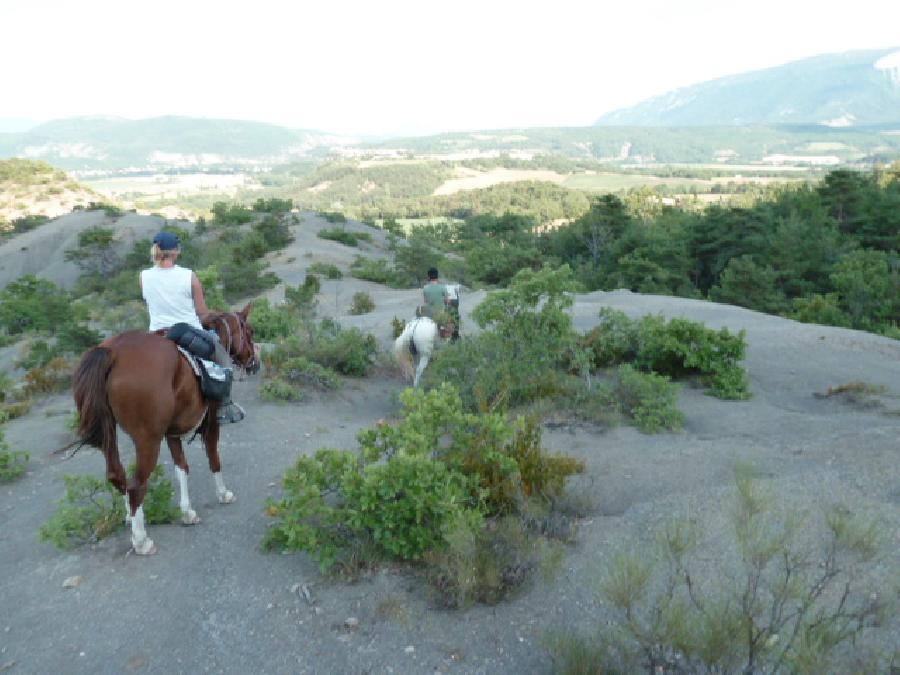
[1,288,898,674]
[0,214,898,673]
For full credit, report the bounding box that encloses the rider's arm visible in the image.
[191,272,209,319]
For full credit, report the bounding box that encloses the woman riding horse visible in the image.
[72,231,260,555]
[141,231,244,423]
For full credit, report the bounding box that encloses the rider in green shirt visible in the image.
[423,267,447,315]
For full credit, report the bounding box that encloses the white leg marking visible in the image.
[414,354,430,388]
[123,494,132,524]
[176,466,200,525]
[214,472,235,504]
[130,505,157,555]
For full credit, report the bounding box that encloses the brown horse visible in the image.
[72,305,259,555]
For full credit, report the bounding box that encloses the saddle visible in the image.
[158,323,231,402]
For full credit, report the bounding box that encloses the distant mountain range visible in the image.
[596,48,900,127]
[0,116,350,172]
[3,48,900,174]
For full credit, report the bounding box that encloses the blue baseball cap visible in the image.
[153,231,180,250]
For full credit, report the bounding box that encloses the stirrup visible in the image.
[217,401,245,424]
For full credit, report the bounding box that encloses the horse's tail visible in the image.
[73,346,117,452]
[393,322,416,381]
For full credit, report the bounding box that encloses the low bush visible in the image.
[304,319,377,376]
[425,516,548,609]
[319,211,347,224]
[307,262,343,279]
[260,378,304,402]
[349,291,375,315]
[0,420,28,482]
[350,256,404,286]
[39,465,179,549]
[549,469,894,673]
[427,265,580,411]
[614,364,684,433]
[249,298,298,341]
[263,320,376,382]
[391,316,405,339]
[582,308,751,400]
[277,356,339,390]
[264,384,584,601]
[23,356,72,396]
[318,227,358,246]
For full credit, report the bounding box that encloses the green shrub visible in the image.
[260,378,304,402]
[264,385,584,581]
[318,227,358,246]
[307,262,343,279]
[615,364,684,433]
[391,316,406,339]
[132,464,181,525]
[39,465,179,549]
[427,266,579,411]
[253,197,293,213]
[579,308,639,367]
[211,201,254,225]
[583,309,751,400]
[39,475,124,548]
[0,275,73,334]
[304,319,377,376]
[349,291,375,315]
[249,298,298,341]
[0,424,28,482]
[319,211,347,223]
[278,356,339,390]
[284,276,320,313]
[350,256,404,286]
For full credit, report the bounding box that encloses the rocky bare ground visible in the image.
[0,213,898,673]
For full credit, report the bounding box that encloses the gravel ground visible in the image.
[0,214,898,674]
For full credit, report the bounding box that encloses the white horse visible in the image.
[393,316,439,387]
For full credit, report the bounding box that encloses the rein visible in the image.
[210,313,245,357]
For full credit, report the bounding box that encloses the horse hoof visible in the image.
[132,538,157,556]
[181,510,201,526]
[218,490,236,504]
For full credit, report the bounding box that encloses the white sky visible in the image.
[2,0,898,136]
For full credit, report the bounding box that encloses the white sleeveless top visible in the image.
[141,265,202,331]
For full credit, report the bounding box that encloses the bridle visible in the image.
[209,312,258,374]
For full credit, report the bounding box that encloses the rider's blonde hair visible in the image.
[150,242,180,266]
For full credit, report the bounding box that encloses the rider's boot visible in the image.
[215,369,245,424]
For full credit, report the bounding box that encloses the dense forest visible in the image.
[383,166,899,337]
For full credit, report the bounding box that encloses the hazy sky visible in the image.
[2,0,898,136]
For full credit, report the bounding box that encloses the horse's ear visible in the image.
[240,302,253,318]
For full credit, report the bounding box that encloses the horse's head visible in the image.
[206,304,260,375]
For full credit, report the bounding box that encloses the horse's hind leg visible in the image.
[166,436,201,525]
[126,435,160,555]
[99,435,131,524]
[413,354,430,388]
[203,420,235,504]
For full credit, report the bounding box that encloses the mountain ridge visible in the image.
[596,48,900,127]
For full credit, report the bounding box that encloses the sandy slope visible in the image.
[0,214,898,673]
[0,210,178,289]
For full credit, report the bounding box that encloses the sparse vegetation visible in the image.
[0,415,29,482]
[39,465,179,549]
[349,291,375,315]
[307,261,343,279]
[548,468,895,674]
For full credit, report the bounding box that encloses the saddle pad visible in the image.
[175,346,228,382]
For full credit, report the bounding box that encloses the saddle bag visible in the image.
[195,358,232,402]
[166,322,215,360]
